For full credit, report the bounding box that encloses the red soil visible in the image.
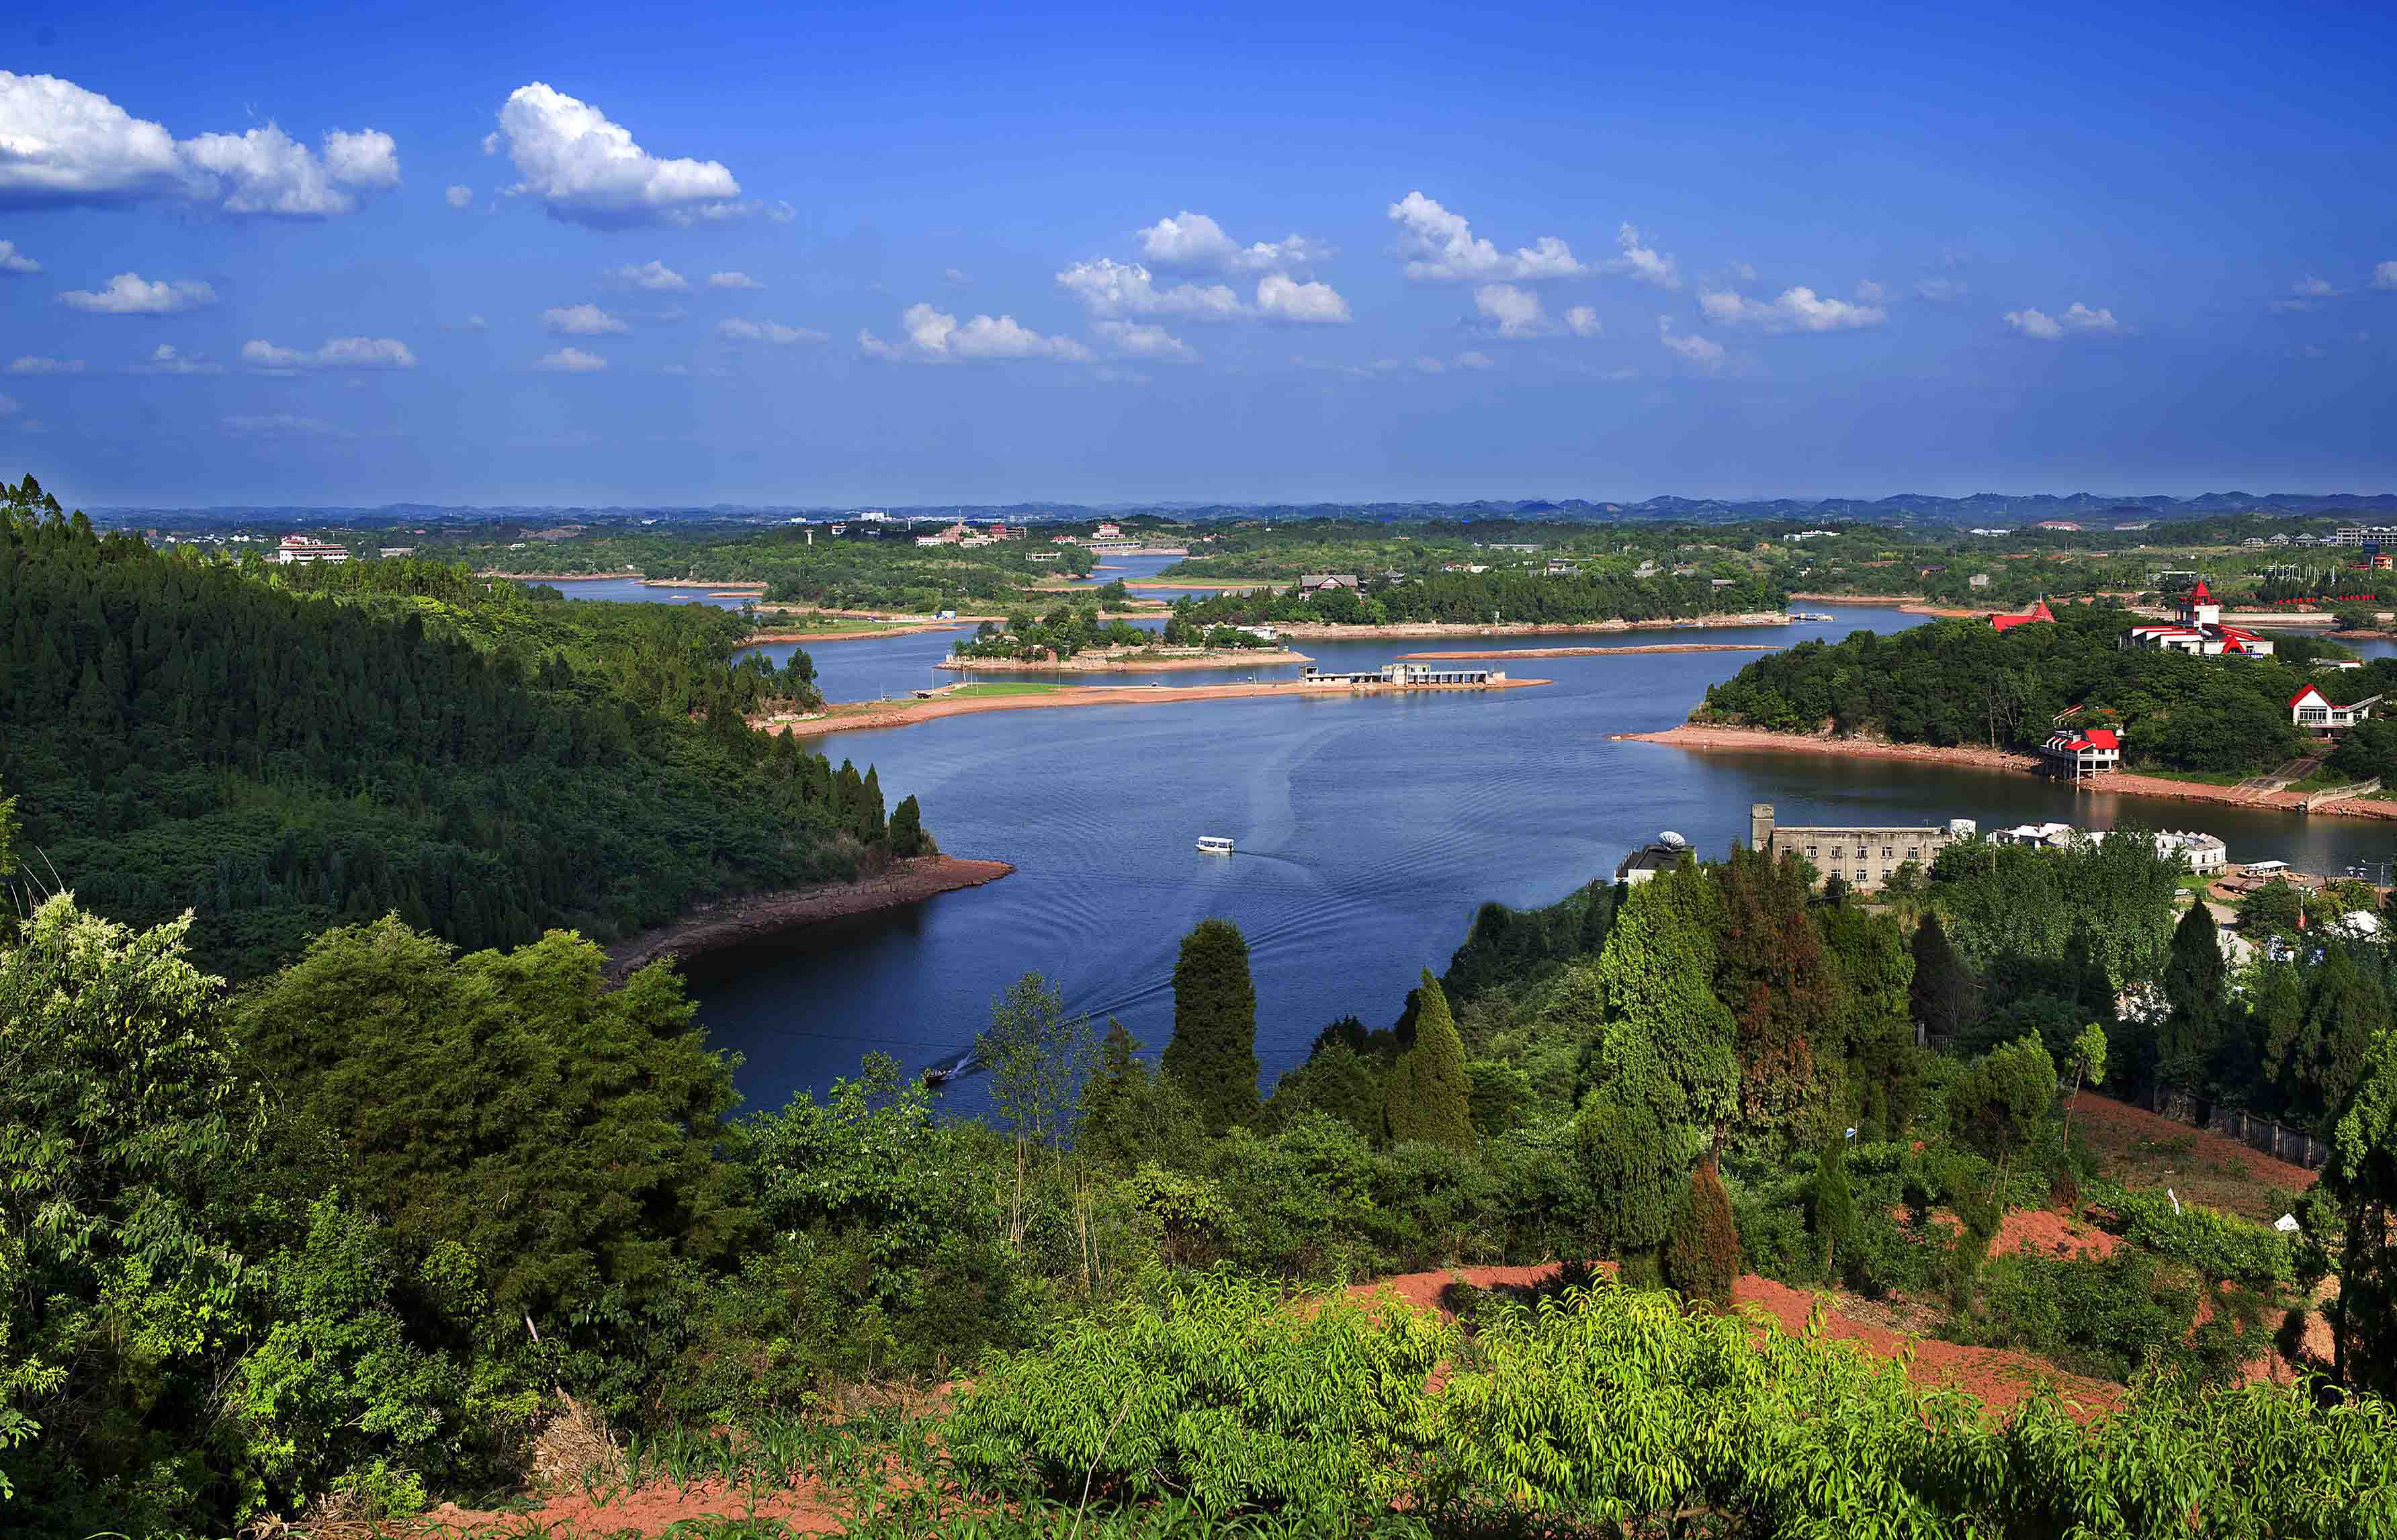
[2066,1091,2319,1195]
[413,1480,844,1536]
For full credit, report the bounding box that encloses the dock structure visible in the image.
[1300,662,1508,689]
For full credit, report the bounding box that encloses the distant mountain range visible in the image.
[90,490,2397,530]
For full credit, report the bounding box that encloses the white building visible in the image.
[2334,525,2397,547]
[2154,830,2228,872]
[2041,726,2121,778]
[2290,684,2381,733]
[1992,822,2081,849]
[275,535,349,565]
[2123,580,2275,657]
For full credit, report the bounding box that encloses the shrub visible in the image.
[2092,1183,2294,1290]
[1663,1163,1741,1306]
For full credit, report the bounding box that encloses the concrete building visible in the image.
[2289,684,2381,733]
[1615,830,1693,885]
[2042,726,2121,778]
[1992,821,2081,848]
[2154,830,2228,872]
[2334,525,2397,547]
[1749,804,1974,891]
[2123,580,2275,657]
[275,535,349,565]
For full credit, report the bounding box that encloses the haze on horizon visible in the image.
[1,1,2392,508]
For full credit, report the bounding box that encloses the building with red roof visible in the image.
[2122,578,2276,658]
[2289,684,2382,734]
[1989,598,2056,631]
[2041,725,2121,778]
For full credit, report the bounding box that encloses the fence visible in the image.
[2132,1086,2329,1171]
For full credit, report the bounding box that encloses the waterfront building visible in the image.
[2041,726,2121,778]
[2289,684,2382,733]
[1992,821,2082,848]
[275,535,349,565]
[2122,580,2275,657]
[1748,804,1973,891]
[2154,830,2229,872]
[1615,829,1693,885]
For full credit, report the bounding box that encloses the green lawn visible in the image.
[946,681,1070,698]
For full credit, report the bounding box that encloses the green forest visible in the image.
[1697,602,2397,779]
[1176,567,1786,628]
[0,476,918,978]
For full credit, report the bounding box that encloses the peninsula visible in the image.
[602,855,1016,981]
[767,672,1551,736]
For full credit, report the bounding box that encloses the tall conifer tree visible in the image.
[1162,917,1259,1134]
[1384,970,1475,1153]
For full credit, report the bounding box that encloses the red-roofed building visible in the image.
[2122,579,2275,658]
[2042,725,2122,778]
[2290,684,2382,734]
[1990,598,2056,631]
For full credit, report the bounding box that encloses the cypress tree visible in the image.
[1383,969,1475,1154]
[1908,911,1976,1046]
[1162,917,1259,1134]
[887,794,930,857]
[2156,903,2226,1093]
[1808,1138,1856,1281]
[1663,1162,1741,1306]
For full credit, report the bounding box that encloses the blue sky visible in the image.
[3,1,2392,506]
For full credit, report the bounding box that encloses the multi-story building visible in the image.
[1749,804,1975,891]
[2123,580,2274,657]
[2334,525,2397,547]
[275,535,349,565]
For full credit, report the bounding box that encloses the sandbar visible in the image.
[771,674,1552,737]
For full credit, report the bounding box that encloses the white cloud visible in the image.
[653,304,689,323]
[2375,261,2397,291]
[1455,349,1493,369]
[0,240,40,275]
[607,259,688,291]
[535,346,609,371]
[1609,224,1680,290]
[488,83,745,228]
[2293,276,2336,298]
[0,72,398,217]
[445,184,472,209]
[1409,349,1495,375]
[1915,277,1968,302]
[57,272,216,314]
[1255,273,1351,323]
[716,318,827,344]
[1056,258,1244,320]
[943,267,971,285]
[1697,285,1884,332]
[126,343,221,375]
[1388,191,1587,281]
[7,355,81,373]
[1856,280,1888,304]
[1565,305,1602,338]
[222,412,353,438]
[1136,210,1330,273]
[243,336,417,371]
[859,303,1094,363]
[457,314,489,332]
[707,271,764,290]
[541,302,629,336]
[1657,315,1723,369]
[1730,261,1758,283]
[1092,319,1194,361]
[1474,282,1550,338]
[2005,302,2120,340]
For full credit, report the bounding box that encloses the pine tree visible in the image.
[887,794,930,856]
[1663,1162,1741,1306]
[1383,969,1475,1154]
[1908,911,1977,1046]
[1162,917,1259,1134]
[2156,902,2226,1091]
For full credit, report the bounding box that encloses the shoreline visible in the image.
[1399,643,1781,660]
[1618,725,2397,823]
[748,621,966,643]
[1271,612,1792,640]
[603,855,1014,981]
[936,647,1312,672]
[771,675,1552,737]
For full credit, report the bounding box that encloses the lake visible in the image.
[647,580,2397,1120]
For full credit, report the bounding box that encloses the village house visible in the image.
[1297,573,1361,597]
[2289,684,2382,734]
[2122,580,2275,657]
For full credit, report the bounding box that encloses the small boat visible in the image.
[922,1065,955,1087]
[1195,835,1235,854]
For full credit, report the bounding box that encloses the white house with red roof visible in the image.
[2122,580,2275,657]
[2289,684,2382,733]
[2041,726,2120,778]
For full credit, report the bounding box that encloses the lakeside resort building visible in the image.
[2122,580,2275,658]
[1747,805,1976,891]
[2042,726,2122,779]
[275,535,349,565]
[2290,684,2382,735]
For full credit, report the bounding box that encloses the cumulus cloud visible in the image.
[488,82,746,228]
[1136,210,1330,273]
[0,73,400,217]
[243,336,417,371]
[2375,261,2397,291]
[541,302,629,336]
[1255,273,1350,323]
[126,343,221,375]
[1565,305,1602,338]
[1915,277,1968,302]
[57,272,216,314]
[445,184,472,209]
[1092,319,1195,361]
[535,346,609,371]
[1657,315,1723,369]
[1609,224,1680,290]
[2005,302,2121,340]
[716,318,827,344]
[1473,282,1550,338]
[1056,258,1244,320]
[0,240,40,275]
[222,412,354,438]
[859,303,1094,363]
[1697,285,1884,332]
[1387,191,1586,281]
[7,355,81,373]
[707,271,764,290]
[2293,276,2337,298]
[607,259,688,291]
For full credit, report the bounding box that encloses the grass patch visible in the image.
[946,681,1070,698]
[2132,768,2255,787]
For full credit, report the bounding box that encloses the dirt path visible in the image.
[603,856,1014,979]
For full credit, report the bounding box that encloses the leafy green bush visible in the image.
[2093,1182,2296,1289]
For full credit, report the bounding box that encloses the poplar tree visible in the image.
[1162,917,1259,1134]
[1383,970,1475,1154]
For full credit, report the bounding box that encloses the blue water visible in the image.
[533,575,760,610]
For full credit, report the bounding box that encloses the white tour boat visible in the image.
[1195,835,1235,854]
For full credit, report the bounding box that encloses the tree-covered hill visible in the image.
[1697,604,2396,774]
[0,475,912,977]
